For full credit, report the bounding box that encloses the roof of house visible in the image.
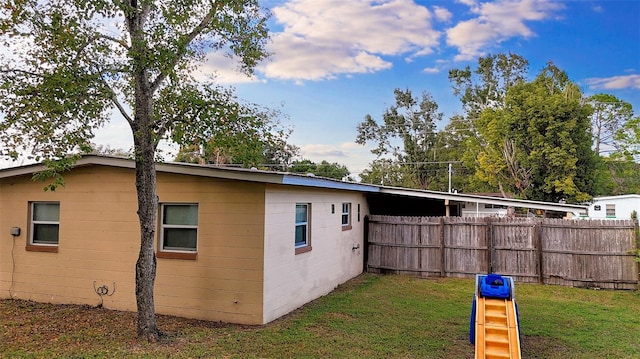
[0,155,588,213]
[592,194,640,202]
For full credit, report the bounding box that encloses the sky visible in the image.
[7,0,640,176]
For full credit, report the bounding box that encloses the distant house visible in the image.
[584,195,640,219]
[0,155,587,324]
[456,193,583,218]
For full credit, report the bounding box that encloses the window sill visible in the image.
[26,244,58,253]
[157,251,197,260]
[295,245,312,255]
[341,225,352,231]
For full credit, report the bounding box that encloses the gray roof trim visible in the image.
[592,194,640,201]
[380,187,588,212]
[282,174,380,192]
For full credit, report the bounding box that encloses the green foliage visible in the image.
[614,115,640,161]
[588,93,635,156]
[596,157,640,195]
[469,63,596,202]
[31,155,84,191]
[359,158,413,187]
[448,53,528,120]
[356,88,443,189]
[447,53,530,194]
[289,159,351,180]
[0,0,271,167]
[169,85,298,169]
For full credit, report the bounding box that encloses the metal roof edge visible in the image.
[592,194,640,201]
[282,174,380,192]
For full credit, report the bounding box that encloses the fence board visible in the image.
[366,215,638,290]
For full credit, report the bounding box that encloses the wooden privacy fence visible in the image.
[366,215,639,290]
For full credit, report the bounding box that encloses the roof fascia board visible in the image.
[156,162,284,184]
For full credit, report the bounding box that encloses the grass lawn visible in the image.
[1,274,639,358]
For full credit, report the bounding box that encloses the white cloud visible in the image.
[585,74,640,90]
[433,6,453,22]
[262,0,441,81]
[446,0,564,61]
[457,0,478,6]
[300,142,375,175]
[193,52,265,84]
[423,67,440,74]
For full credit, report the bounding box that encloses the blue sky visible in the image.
[90,0,639,176]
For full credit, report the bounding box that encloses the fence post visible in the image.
[635,219,640,288]
[535,219,544,284]
[485,217,493,274]
[363,215,369,273]
[440,217,446,277]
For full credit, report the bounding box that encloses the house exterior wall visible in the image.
[587,195,640,219]
[461,202,508,217]
[0,166,266,324]
[262,185,368,323]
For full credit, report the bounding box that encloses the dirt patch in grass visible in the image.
[1,300,243,357]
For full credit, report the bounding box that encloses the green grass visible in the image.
[1,274,639,358]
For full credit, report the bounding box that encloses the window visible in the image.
[594,205,601,211]
[485,203,507,209]
[606,204,615,217]
[158,204,198,259]
[341,202,352,230]
[29,202,60,251]
[295,203,311,254]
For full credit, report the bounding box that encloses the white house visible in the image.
[585,194,640,219]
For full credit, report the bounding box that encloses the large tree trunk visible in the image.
[125,0,161,342]
[133,142,160,342]
[132,75,161,343]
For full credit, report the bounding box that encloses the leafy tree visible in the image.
[172,97,299,170]
[600,156,640,195]
[356,88,442,190]
[429,116,477,193]
[447,53,529,194]
[613,115,640,161]
[359,158,412,187]
[0,0,269,341]
[448,53,528,121]
[589,94,634,155]
[473,63,597,203]
[86,144,133,158]
[289,159,351,180]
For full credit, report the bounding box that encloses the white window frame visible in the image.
[159,203,199,253]
[29,202,60,246]
[605,204,616,218]
[341,202,352,230]
[295,203,311,252]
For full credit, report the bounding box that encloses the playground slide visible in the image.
[470,274,521,359]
